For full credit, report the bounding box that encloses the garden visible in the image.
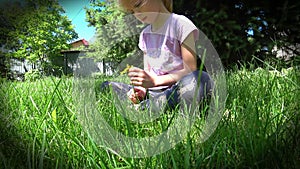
[0,0,299,168]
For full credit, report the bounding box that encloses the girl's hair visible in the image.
[117,0,173,13]
[162,0,173,12]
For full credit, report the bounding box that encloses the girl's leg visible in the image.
[147,85,179,112]
[100,81,133,101]
[178,71,214,109]
[145,71,214,113]
[100,71,213,112]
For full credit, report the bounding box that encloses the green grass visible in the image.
[0,64,299,169]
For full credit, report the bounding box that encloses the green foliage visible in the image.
[91,72,106,79]
[24,69,42,81]
[0,0,78,76]
[85,0,143,68]
[0,51,10,78]
[174,0,300,68]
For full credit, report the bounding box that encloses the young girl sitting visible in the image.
[101,0,214,113]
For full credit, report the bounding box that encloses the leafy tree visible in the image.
[0,1,25,78]
[0,0,78,77]
[174,0,300,67]
[85,0,142,71]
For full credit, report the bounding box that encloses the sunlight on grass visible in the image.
[0,65,299,168]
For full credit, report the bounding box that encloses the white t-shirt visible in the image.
[138,13,199,90]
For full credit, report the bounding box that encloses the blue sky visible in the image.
[58,0,96,42]
[0,0,96,42]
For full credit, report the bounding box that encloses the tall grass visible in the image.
[0,64,299,168]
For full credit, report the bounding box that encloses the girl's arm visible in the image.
[128,32,197,88]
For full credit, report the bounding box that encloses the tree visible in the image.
[174,0,300,67]
[85,0,142,71]
[0,0,78,78]
[0,1,25,78]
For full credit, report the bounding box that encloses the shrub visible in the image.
[24,69,42,81]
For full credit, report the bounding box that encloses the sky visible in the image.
[0,0,96,42]
[58,0,96,42]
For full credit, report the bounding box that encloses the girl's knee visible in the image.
[179,71,214,102]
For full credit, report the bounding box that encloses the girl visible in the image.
[101,0,214,112]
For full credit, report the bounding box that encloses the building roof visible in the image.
[61,38,90,53]
[70,38,89,48]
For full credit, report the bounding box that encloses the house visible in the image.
[8,38,113,80]
[8,39,91,77]
[60,39,113,76]
[70,39,89,48]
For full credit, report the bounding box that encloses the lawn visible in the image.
[0,64,299,169]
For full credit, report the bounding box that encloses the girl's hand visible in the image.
[127,86,147,104]
[128,67,155,88]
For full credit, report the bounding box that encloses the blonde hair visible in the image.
[162,0,173,12]
[117,0,173,13]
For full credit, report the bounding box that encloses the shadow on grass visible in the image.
[0,81,28,169]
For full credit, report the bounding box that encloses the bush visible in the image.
[24,69,42,81]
